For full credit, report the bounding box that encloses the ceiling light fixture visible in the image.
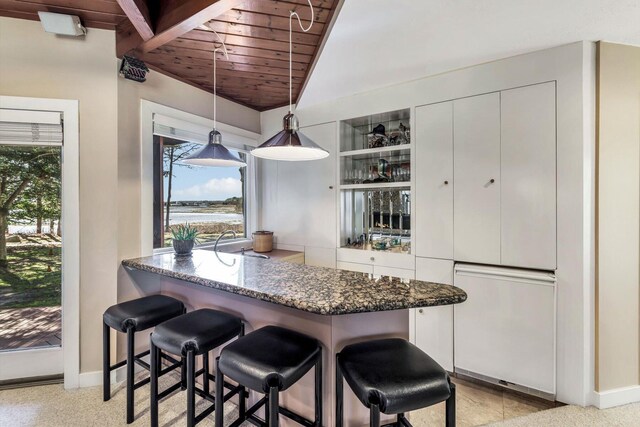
[38,11,87,36]
[251,0,328,162]
[182,31,247,168]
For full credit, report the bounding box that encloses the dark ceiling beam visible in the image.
[116,0,245,58]
[116,0,154,40]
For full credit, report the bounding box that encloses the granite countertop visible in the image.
[122,250,467,316]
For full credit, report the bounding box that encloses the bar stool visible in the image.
[103,294,185,424]
[149,308,245,427]
[215,325,323,427]
[336,338,455,427]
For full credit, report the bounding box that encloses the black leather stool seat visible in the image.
[338,338,451,414]
[219,325,321,393]
[151,308,243,356]
[103,295,185,332]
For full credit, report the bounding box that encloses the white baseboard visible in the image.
[594,385,640,409]
[77,368,124,388]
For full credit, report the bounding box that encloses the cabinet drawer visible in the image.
[337,248,415,269]
[373,266,414,280]
[336,261,373,274]
[454,265,556,394]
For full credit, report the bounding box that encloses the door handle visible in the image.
[489,178,495,184]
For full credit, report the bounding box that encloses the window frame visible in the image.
[140,100,260,256]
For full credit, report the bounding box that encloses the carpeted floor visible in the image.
[485,403,640,426]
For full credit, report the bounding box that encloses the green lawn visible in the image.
[0,246,61,309]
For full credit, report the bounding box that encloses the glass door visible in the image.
[0,118,64,383]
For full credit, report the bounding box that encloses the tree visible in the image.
[162,140,197,230]
[0,146,60,269]
[11,173,61,235]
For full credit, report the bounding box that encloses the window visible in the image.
[152,135,249,249]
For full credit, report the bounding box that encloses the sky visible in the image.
[164,149,244,202]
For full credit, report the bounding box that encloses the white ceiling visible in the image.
[298,0,640,109]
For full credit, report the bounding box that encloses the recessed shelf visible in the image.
[339,182,411,190]
[339,145,411,159]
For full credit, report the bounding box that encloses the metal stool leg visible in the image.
[103,322,110,401]
[126,326,135,424]
[181,356,187,390]
[186,350,196,427]
[370,403,380,427]
[150,337,159,427]
[203,351,210,394]
[336,355,344,427]
[268,385,279,427]
[214,357,224,427]
[446,382,456,427]
[315,353,323,427]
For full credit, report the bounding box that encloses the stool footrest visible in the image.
[134,358,150,370]
[158,381,183,400]
[108,349,151,372]
[194,402,217,424]
[238,397,268,427]
[133,376,150,390]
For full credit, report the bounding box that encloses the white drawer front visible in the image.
[337,248,415,269]
[454,268,556,394]
[336,261,373,274]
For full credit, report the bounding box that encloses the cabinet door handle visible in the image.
[370,257,375,262]
[418,309,424,314]
[444,180,449,185]
[489,178,495,184]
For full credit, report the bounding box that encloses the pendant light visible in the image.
[251,0,328,161]
[182,32,246,167]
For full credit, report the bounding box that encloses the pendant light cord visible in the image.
[289,0,314,113]
[212,30,229,131]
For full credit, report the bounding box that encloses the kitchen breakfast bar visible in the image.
[122,250,467,426]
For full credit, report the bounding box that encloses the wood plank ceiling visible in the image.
[0,0,341,111]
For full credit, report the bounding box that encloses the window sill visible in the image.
[153,238,253,255]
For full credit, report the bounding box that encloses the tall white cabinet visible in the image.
[413,81,558,395]
[500,83,556,269]
[415,102,454,260]
[453,93,502,265]
[415,82,557,270]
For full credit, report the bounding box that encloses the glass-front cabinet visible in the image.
[339,108,413,254]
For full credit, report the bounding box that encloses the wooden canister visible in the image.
[252,231,273,253]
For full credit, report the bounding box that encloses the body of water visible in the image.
[8,224,58,234]
[168,212,243,225]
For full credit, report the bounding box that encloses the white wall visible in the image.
[259,42,596,406]
[0,17,119,374]
[596,42,640,393]
[117,52,261,361]
[0,16,261,374]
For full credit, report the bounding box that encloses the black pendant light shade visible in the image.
[251,112,329,161]
[181,130,247,167]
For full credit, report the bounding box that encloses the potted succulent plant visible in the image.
[171,223,199,257]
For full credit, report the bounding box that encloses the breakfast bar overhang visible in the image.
[122,250,467,426]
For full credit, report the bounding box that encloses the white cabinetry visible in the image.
[336,261,373,274]
[415,102,454,259]
[453,264,556,394]
[500,82,556,269]
[453,93,502,265]
[336,261,414,280]
[414,258,454,371]
[264,122,337,267]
